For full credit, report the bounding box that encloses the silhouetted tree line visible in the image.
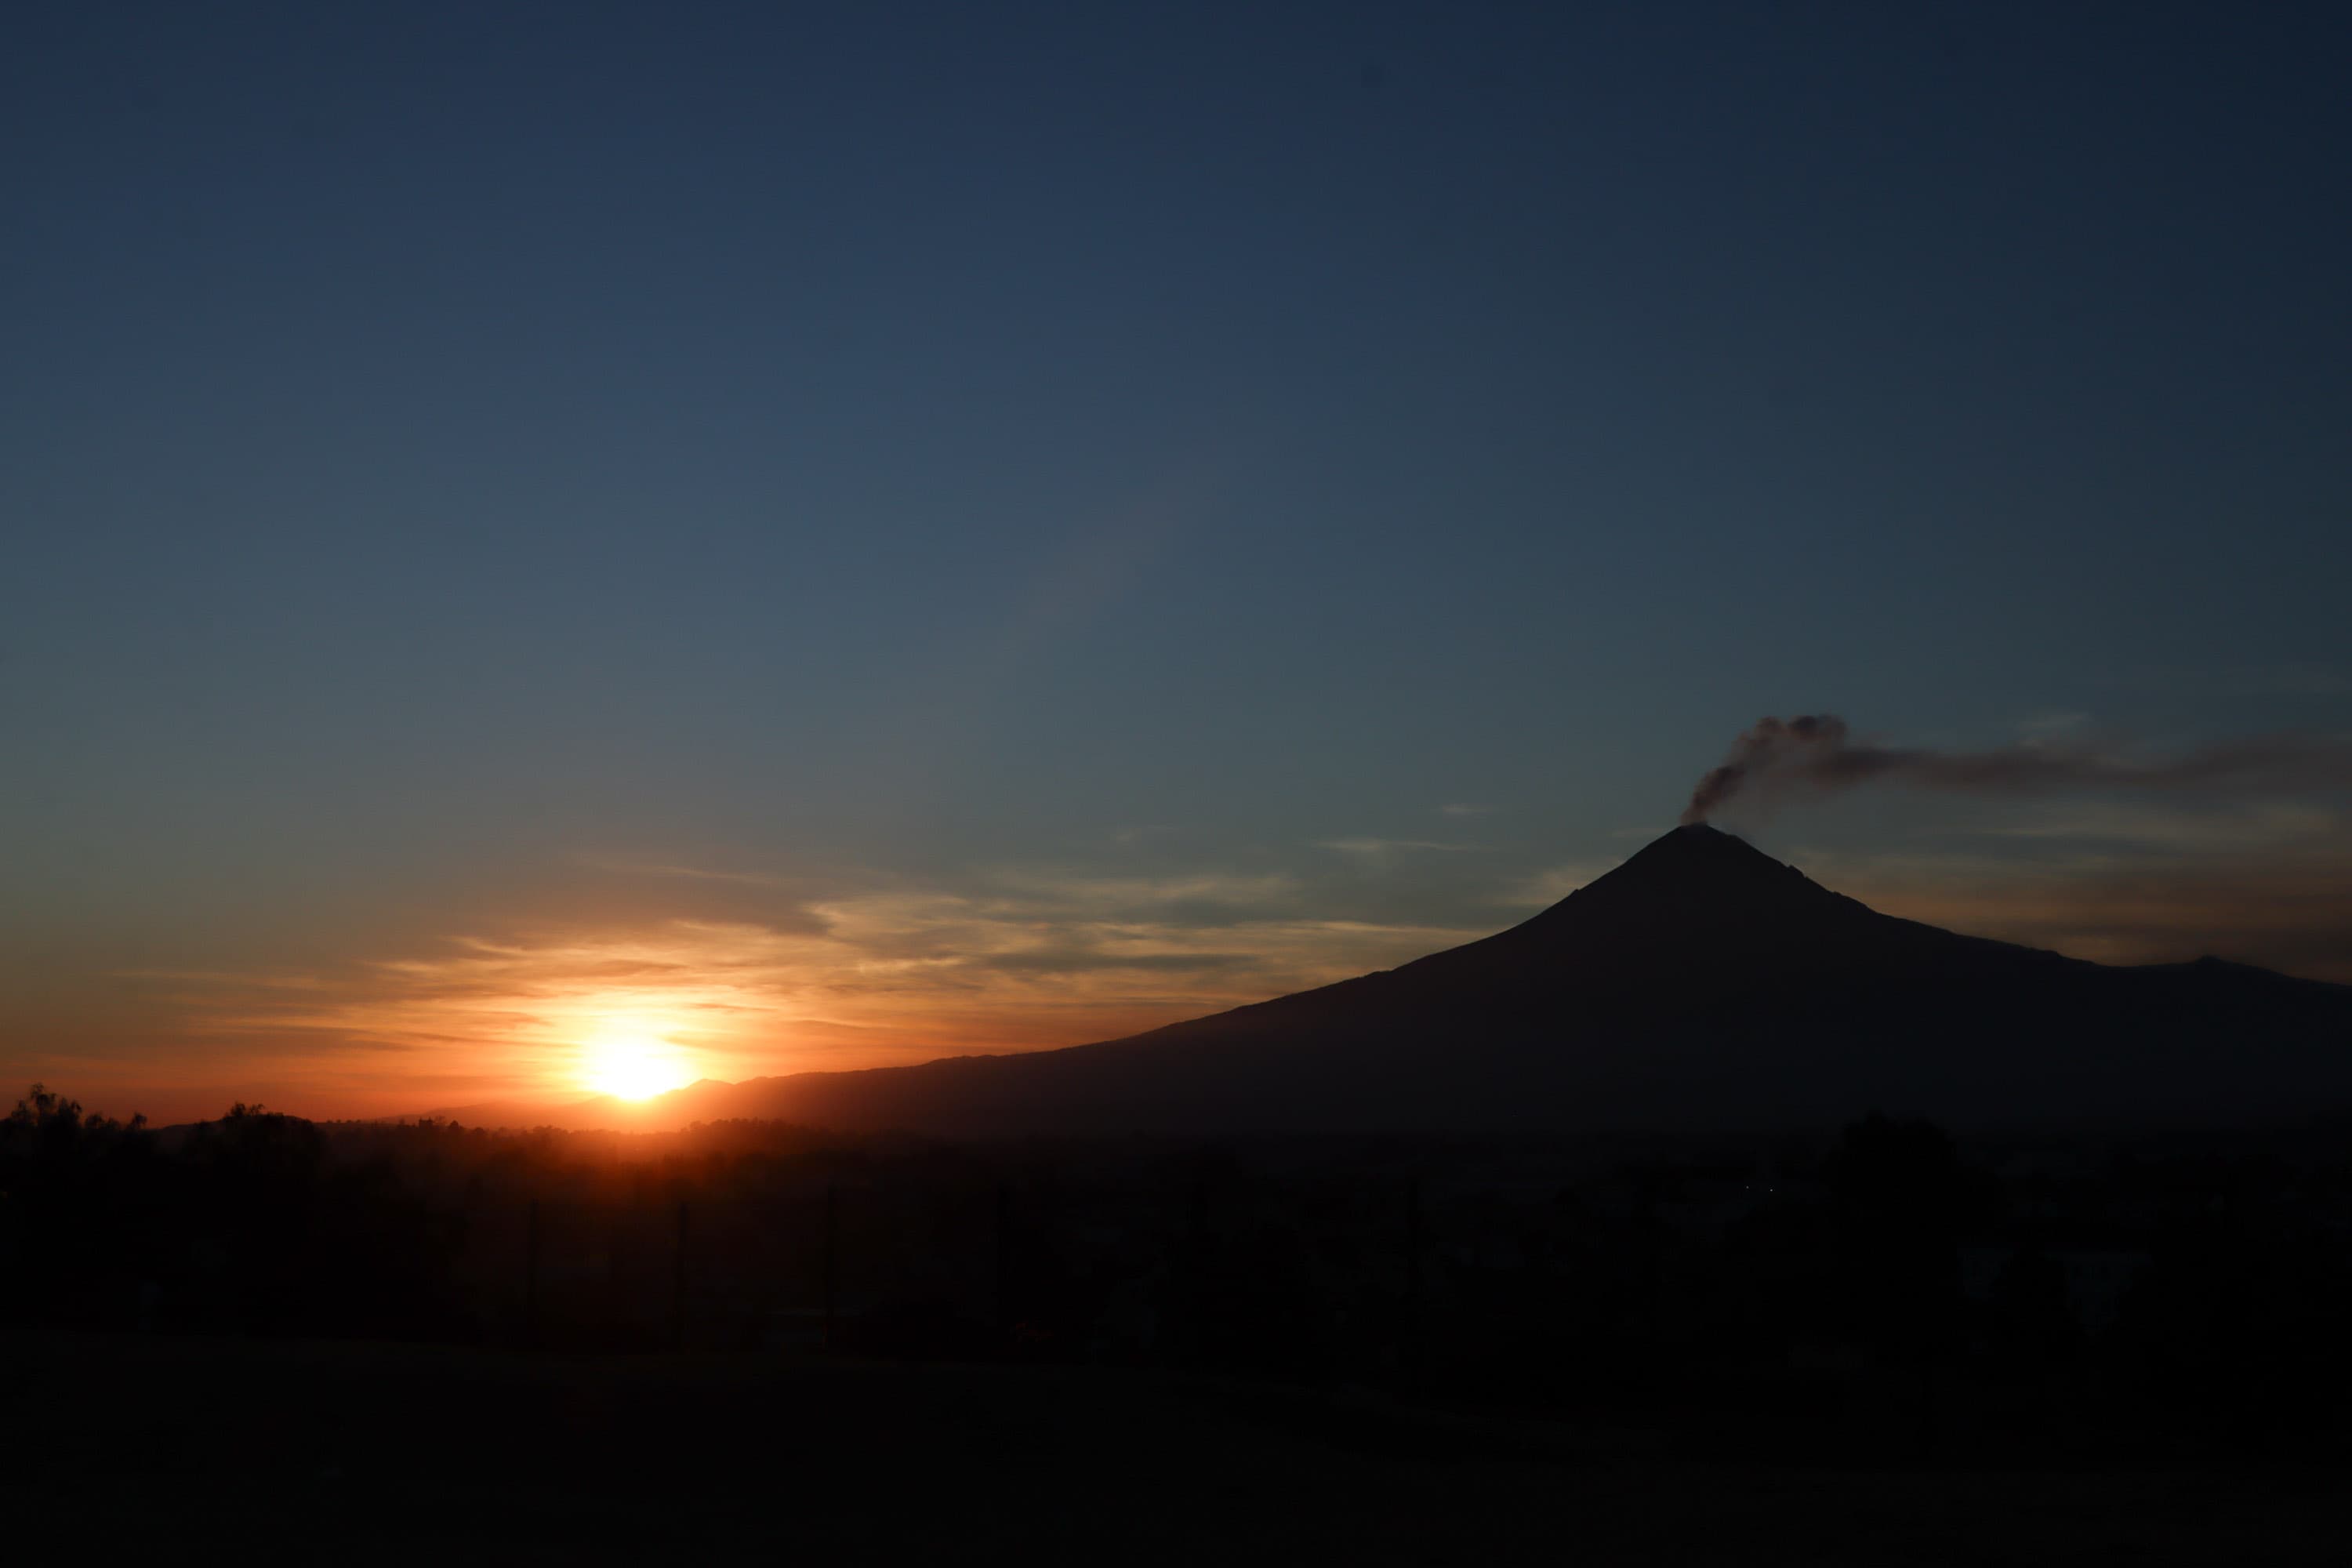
[1,1087,459,1338]
[7,1085,2351,1458]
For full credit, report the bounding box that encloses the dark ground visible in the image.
[5,1330,2347,1565]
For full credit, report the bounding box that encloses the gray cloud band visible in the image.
[1684,715,2351,824]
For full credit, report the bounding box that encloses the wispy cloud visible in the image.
[1684,713,2352,824]
[975,868,1301,911]
[1316,838,1477,856]
[2017,710,2090,741]
[1437,803,1495,818]
[141,863,1487,1109]
[1790,833,2352,983]
[112,969,328,991]
[1973,802,2337,852]
[571,855,786,887]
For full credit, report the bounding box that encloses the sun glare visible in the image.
[580,1031,694,1101]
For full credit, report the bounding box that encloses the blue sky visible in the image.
[5,2,2348,1117]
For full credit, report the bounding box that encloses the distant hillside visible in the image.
[435,826,2352,1136]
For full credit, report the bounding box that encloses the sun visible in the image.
[580,1032,694,1101]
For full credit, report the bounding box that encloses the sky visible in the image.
[5,2,2350,1122]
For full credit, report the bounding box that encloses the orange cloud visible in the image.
[110,869,1483,1118]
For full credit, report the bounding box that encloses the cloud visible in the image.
[1974,802,2338,853]
[1683,713,2352,824]
[1316,838,1477,856]
[973,869,1302,913]
[1437,803,1496,818]
[146,863,1487,1110]
[1791,832,2352,984]
[2017,710,2089,740]
[111,970,328,991]
[1673,716,2352,982]
[571,855,786,887]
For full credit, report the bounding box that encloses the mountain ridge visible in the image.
[412,826,2352,1135]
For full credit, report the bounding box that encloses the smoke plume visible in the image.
[1682,714,2352,824]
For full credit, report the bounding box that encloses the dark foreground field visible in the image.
[5,1330,2346,1565]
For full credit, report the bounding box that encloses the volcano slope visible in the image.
[697,826,2352,1135]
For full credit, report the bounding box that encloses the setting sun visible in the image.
[580,1032,694,1101]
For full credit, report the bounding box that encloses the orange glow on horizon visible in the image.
[74,893,1499,1120]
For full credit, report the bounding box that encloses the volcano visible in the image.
[634,826,2352,1134]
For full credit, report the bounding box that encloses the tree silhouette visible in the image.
[1824,1112,1989,1361]
[1,1083,156,1326]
